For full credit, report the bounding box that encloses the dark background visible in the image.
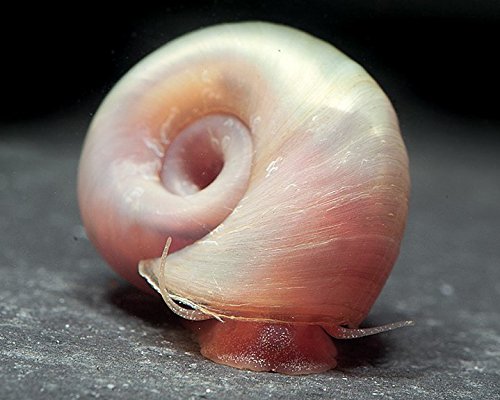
[1,1,499,123]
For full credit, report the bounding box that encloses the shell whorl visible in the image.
[78,22,409,328]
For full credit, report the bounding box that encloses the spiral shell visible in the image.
[78,22,410,374]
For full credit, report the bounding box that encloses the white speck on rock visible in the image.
[440,283,454,296]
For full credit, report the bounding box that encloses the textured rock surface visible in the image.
[1,98,499,399]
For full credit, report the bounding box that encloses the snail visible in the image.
[78,21,412,374]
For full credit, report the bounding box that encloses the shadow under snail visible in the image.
[77,21,412,374]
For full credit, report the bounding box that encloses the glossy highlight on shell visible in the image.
[78,21,411,374]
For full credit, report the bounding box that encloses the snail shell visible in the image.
[78,22,410,374]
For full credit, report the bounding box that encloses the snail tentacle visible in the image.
[324,320,415,339]
[144,237,223,321]
[152,241,415,334]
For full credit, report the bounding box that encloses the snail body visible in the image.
[78,22,410,374]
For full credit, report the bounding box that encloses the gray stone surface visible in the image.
[1,98,499,399]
